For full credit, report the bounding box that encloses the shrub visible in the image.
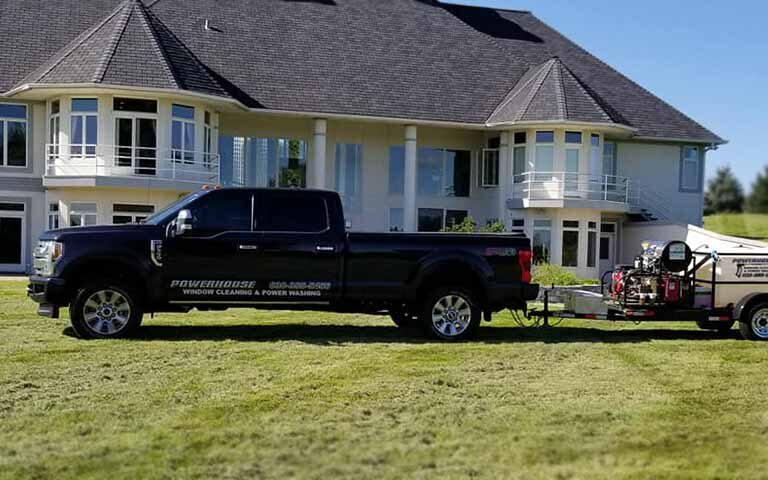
[532,263,597,286]
[442,216,477,233]
[482,220,506,233]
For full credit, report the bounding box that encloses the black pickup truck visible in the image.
[28,188,538,341]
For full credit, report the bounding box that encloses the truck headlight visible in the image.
[33,241,64,276]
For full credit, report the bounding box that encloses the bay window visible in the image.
[564,131,581,194]
[534,131,554,180]
[335,143,363,212]
[0,103,27,167]
[70,98,98,158]
[171,104,195,164]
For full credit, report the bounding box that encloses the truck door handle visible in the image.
[316,245,336,253]
[238,244,259,251]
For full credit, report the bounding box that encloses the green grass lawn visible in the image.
[704,213,768,241]
[2,279,768,479]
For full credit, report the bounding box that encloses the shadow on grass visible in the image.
[64,324,742,345]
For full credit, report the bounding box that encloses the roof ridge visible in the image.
[486,58,552,123]
[556,58,613,122]
[517,58,556,122]
[552,59,567,120]
[92,3,133,83]
[132,0,179,89]
[24,0,130,84]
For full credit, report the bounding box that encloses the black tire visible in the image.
[696,320,735,334]
[70,280,143,339]
[740,303,768,341]
[419,287,481,341]
[390,310,419,329]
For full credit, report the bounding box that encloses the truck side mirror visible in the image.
[175,209,193,236]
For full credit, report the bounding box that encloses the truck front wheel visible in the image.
[740,303,768,341]
[70,281,143,339]
[420,287,481,341]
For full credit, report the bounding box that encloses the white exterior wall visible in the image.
[616,141,705,226]
[47,188,182,226]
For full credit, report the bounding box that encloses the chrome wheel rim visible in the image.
[431,294,472,337]
[82,289,131,336]
[752,308,768,339]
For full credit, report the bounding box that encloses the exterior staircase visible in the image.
[627,183,675,223]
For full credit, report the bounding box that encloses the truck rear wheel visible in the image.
[420,287,481,341]
[70,280,143,339]
[740,303,768,341]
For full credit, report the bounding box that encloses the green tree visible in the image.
[748,166,768,213]
[704,166,744,215]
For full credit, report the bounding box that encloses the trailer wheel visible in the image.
[740,303,768,341]
[696,320,735,334]
[70,280,143,339]
[420,287,481,341]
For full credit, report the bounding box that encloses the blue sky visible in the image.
[444,0,767,191]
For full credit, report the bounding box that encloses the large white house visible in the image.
[0,0,723,278]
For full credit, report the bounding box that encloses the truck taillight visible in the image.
[518,249,532,283]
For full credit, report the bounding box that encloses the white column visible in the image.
[312,118,328,189]
[403,125,418,232]
[498,131,510,228]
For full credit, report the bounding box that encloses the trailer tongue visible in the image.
[528,240,768,340]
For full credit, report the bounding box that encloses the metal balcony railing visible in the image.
[510,171,631,204]
[45,144,220,184]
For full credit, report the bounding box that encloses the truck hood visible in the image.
[40,223,163,241]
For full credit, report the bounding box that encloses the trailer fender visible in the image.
[734,293,768,321]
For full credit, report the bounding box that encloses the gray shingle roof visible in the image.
[0,0,723,143]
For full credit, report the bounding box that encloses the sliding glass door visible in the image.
[115,116,157,175]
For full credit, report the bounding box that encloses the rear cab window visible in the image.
[258,192,328,233]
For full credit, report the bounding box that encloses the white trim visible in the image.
[0,208,26,272]
[0,101,29,168]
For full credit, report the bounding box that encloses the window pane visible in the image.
[278,139,306,188]
[565,149,579,172]
[71,116,83,145]
[418,208,443,232]
[112,215,133,224]
[536,131,554,143]
[0,123,4,165]
[388,146,405,194]
[70,202,97,213]
[600,223,615,233]
[113,98,157,113]
[184,123,195,162]
[587,231,597,268]
[72,98,98,112]
[565,131,582,144]
[514,132,527,144]
[0,202,24,211]
[85,115,97,147]
[7,122,26,166]
[261,193,327,232]
[113,204,155,213]
[51,100,60,115]
[445,210,468,228]
[172,104,195,120]
[445,149,471,197]
[532,229,551,263]
[599,237,610,260]
[137,118,157,174]
[418,147,443,196]
[389,208,404,232]
[172,121,182,150]
[591,134,600,147]
[115,118,133,167]
[562,230,579,267]
[535,145,554,173]
[482,151,499,186]
[0,104,26,119]
[191,191,252,232]
[512,219,525,227]
[563,220,579,228]
[533,219,551,228]
[513,147,526,180]
[335,144,363,213]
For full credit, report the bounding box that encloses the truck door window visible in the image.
[260,193,328,233]
[189,191,252,236]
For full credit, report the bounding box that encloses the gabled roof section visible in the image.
[16,0,227,98]
[487,57,619,126]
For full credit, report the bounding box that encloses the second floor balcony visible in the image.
[507,171,632,212]
[44,144,220,189]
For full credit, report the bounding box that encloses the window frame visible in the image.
[0,102,28,169]
[47,202,60,230]
[679,145,703,193]
[68,202,98,227]
[256,192,330,234]
[334,143,364,213]
[70,97,99,159]
[481,148,500,187]
[561,220,580,268]
[171,104,196,165]
[111,203,156,225]
[416,207,470,232]
[532,218,552,264]
[417,147,472,198]
[512,132,527,184]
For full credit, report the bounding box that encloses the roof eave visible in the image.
[629,135,728,146]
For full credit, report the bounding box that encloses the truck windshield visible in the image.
[143,191,207,226]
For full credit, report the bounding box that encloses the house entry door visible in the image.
[599,222,617,275]
[0,203,25,273]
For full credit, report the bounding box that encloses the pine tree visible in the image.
[704,166,744,215]
[748,166,768,213]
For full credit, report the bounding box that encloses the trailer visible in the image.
[527,240,768,340]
